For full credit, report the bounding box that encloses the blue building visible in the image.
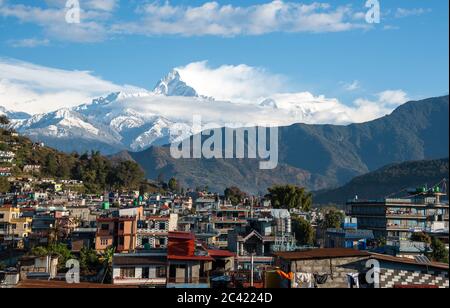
[325,217,374,250]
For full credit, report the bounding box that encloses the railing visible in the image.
[97,230,113,236]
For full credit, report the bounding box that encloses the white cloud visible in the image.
[0,58,142,114]
[113,1,369,37]
[395,8,432,18]
[350,90,409,122]
[7,38,50,48]
[0,0,114,42]
[176,61,287,102]
[377,90,409,105]
[342,80,361,91]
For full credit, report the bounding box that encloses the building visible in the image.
[325,217,374,250]
[95,217,137,253]
[23,165,41,174]
[0,151,15,163]
[0,207,32,247]
[112,251,168,287]
[70,228,97,252]
[211,206,249,248]
[0,167,12,177]
[166,232,213,288]
[136,214,178,249]
[348,188,449,240]
[371,253,449,288]
[273,249,371,288]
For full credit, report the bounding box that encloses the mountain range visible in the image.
[4,69,388,155]
[121,95,449,194]
[1,68,448,194]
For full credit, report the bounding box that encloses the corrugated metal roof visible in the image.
[273,248,370,260]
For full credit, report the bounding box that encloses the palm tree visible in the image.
[99,246,115,284]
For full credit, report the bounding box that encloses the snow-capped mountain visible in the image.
[7,70,202,154]
[4,69,348,154]
[153,70,198,97]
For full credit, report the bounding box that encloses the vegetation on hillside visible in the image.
[1,122,147,194]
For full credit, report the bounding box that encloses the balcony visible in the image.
[386,212,427,220]
[113,277,166,286]
[97,229,113,236]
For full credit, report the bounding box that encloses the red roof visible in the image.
[169,231,195,240]
[168,255,214,261]
[207,249,236,258]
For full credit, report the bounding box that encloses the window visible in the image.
[142,267,150,279]
[119,222,124,230]
[12,224,17,230]
[156,266,166,278]
[159,222,166,230]
[0,214,4,219]
[101,224,109,231]
[118,237,124,245]
[100,238,109,246]
[120,268,135,278]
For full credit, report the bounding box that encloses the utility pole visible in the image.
[250,253,254,287]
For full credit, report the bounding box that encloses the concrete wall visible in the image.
[287,256,369,288]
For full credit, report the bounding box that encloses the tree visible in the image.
[411,232,432,244]
[266,185,312,211]
[31,246,49,257]
[430,237,449,263]
[109,161,145,191]
[224,186,248,206]
[168,178,178,192]
[292,216,315,246]
[44,153,58,176]
[0,177,11,193]
[321,208,345,229]
[0,115,10,126]
[99,246,115,283]
[80,247,101,275]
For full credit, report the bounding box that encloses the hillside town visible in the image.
[1,126,448,289]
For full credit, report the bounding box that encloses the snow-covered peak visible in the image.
[153,70,198,97]
[259,98,278,109]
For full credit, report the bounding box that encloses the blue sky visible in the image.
[0,0,448,114]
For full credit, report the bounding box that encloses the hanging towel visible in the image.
[347,273,360,289]
[293,272,314,288]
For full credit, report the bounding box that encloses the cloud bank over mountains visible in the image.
[0,58,410,126]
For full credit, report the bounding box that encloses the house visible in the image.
[0,167,12,177]
[136,214,178,249]
[0,206,32,248]
[228,209,296,270]
[23,165,41,174]
[112,251,168,287]
[211,206,249,248]
[70,228,97,252]
[0,151,15,163]
[166,232,213,288]
[273,249,371,288]
[95,217,137,253]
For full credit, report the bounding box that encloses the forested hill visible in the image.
[313,158,449,205]
[0,125,146,194]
